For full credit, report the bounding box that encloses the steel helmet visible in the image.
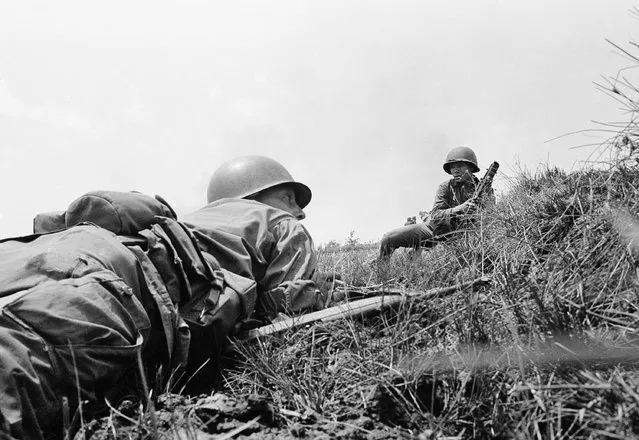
[443,146,480,174]
[206,155,312,208]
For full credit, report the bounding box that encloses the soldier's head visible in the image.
[443,146,480,183]
[206,155,311,220]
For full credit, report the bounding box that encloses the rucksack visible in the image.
[33,190,177,235]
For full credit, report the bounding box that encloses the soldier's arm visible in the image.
[429,182,456,226]
[257,218,326,320]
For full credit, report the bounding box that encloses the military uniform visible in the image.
[0,187,323,437]
[379,176,481,258]
[0,225,151,439]
[183,198,324,321]
[379,146,494,259]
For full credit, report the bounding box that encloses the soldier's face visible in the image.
[449,162,473,183]
[253,185,306,220]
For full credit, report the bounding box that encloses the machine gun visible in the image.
[401,162,498,225]
[472,161,499,204]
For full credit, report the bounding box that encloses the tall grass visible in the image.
[221,144,639,439]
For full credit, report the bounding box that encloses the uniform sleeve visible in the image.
[257,218,325,320]
[429,182,456,230]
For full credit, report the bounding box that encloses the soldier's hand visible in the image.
[454,199,478,215]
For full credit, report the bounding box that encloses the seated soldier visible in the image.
[0,155,328,439]
[378,146,493,259]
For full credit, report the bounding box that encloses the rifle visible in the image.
[472,161,499,204]
[244,276,490,340]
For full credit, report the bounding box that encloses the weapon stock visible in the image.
[244,276,490,340]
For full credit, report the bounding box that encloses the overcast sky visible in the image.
[1,0,638,244]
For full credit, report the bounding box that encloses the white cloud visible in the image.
[126,84,144,119]
[0,79,24,117]
[1,0,638,244]
[0,78,97,135]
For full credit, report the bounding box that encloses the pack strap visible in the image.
[128,245,182,365]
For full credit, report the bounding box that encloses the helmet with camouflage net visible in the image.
[206,155,312,208]
[443,146,480,174]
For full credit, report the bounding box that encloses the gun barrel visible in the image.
[474,161,499,199]
[244,276,490,340]
[484,161,499,179]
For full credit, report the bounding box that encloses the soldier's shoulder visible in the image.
[437,179,454,191]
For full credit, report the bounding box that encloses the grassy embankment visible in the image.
[225,154,639,439]
[81,40,639,440]
[83,153,639,439]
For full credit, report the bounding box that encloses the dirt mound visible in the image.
[76,391,424,439]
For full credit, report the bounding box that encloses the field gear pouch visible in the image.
[65,190,177,235]
[33,211,66,234]
[180,268,257,373]
[126,216,257,374]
